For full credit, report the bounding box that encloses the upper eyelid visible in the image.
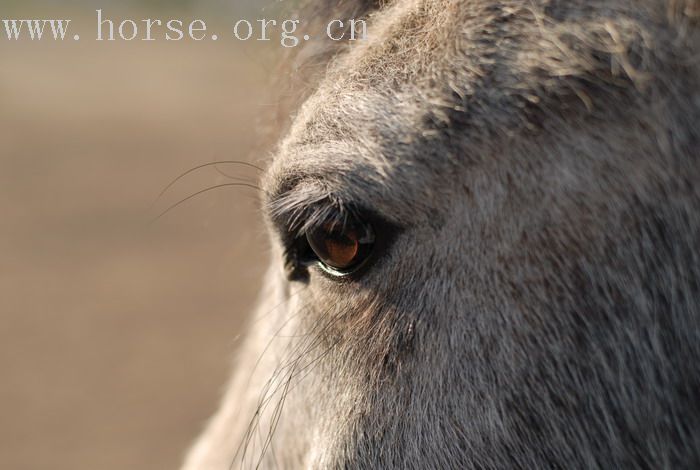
[265,173,404,236]
[264,173,344,224]
[271,198,355,240]
[266,177,344,233]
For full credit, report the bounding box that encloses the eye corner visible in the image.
[282,241,311,283]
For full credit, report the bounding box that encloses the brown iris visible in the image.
[306,219,375,273]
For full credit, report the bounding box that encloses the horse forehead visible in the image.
[278,0,630,152]
[267,2,510,189]
[267,0,667,205]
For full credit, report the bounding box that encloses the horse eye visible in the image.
[305,218,375,275]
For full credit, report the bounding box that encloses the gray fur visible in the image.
[183,0,700,468]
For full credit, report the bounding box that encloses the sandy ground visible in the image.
[0,35,274,469]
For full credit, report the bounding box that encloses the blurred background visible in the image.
[0,1,286,468]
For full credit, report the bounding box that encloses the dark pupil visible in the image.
[308,223,360,269]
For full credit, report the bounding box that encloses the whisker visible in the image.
[152,160,264,208]
[231,297,320,470]
[230,300,337,469]
[213,165,259,183]
[151,182,264,224]
[229,285,309,352]
[234,300,358,469]
[255,357,297,470]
